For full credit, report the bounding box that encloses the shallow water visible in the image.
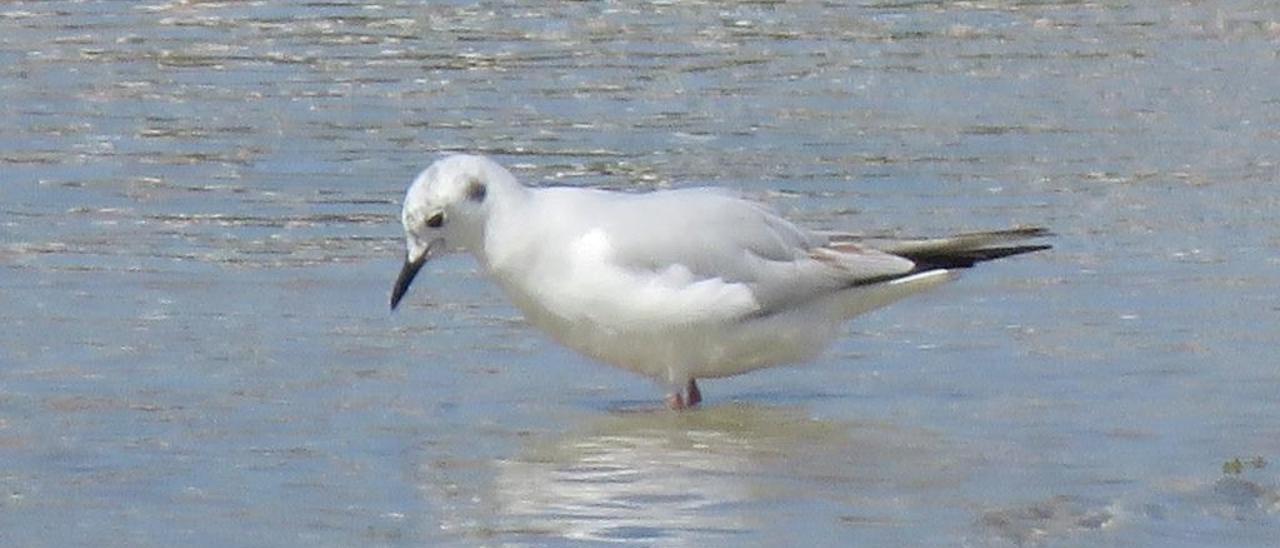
[3,1,1279,546]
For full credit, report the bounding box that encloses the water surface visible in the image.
[3,1,1279,546]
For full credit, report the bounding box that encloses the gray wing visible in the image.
[587,188,917,313]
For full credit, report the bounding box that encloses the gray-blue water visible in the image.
[3,2,1279,546]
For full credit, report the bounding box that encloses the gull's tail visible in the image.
[829,227,1051,318]
[832,226,1052,271]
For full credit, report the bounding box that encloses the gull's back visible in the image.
[539,186,816,275]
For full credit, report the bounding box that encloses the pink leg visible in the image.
[686,379,702,407]
[665,392,687,410]
[665,379,702,410]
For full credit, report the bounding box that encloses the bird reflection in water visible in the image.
[420,404,966,543]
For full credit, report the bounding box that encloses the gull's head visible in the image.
[390,154,519,310]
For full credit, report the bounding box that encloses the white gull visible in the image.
[391,154,1049,409]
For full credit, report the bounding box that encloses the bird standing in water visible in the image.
[391,154,1049,409]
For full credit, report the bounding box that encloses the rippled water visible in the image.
[3,1,1279,546]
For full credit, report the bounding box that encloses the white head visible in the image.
[390,154,521,309]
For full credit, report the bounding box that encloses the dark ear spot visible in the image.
[466,178,487,202]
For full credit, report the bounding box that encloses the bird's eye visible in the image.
[426,212,444,228]
[466,179,487,202]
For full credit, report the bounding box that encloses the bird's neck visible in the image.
[475,186,536,278]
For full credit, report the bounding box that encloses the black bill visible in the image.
[390,252,428,310]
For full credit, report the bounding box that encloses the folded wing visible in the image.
[584,189,918,320]
[543,187,1049,328]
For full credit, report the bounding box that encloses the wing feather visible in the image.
[535,188,916,323]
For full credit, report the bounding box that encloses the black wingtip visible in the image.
[901,243,1052,270]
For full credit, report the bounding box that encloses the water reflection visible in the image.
[422,404,965,543]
